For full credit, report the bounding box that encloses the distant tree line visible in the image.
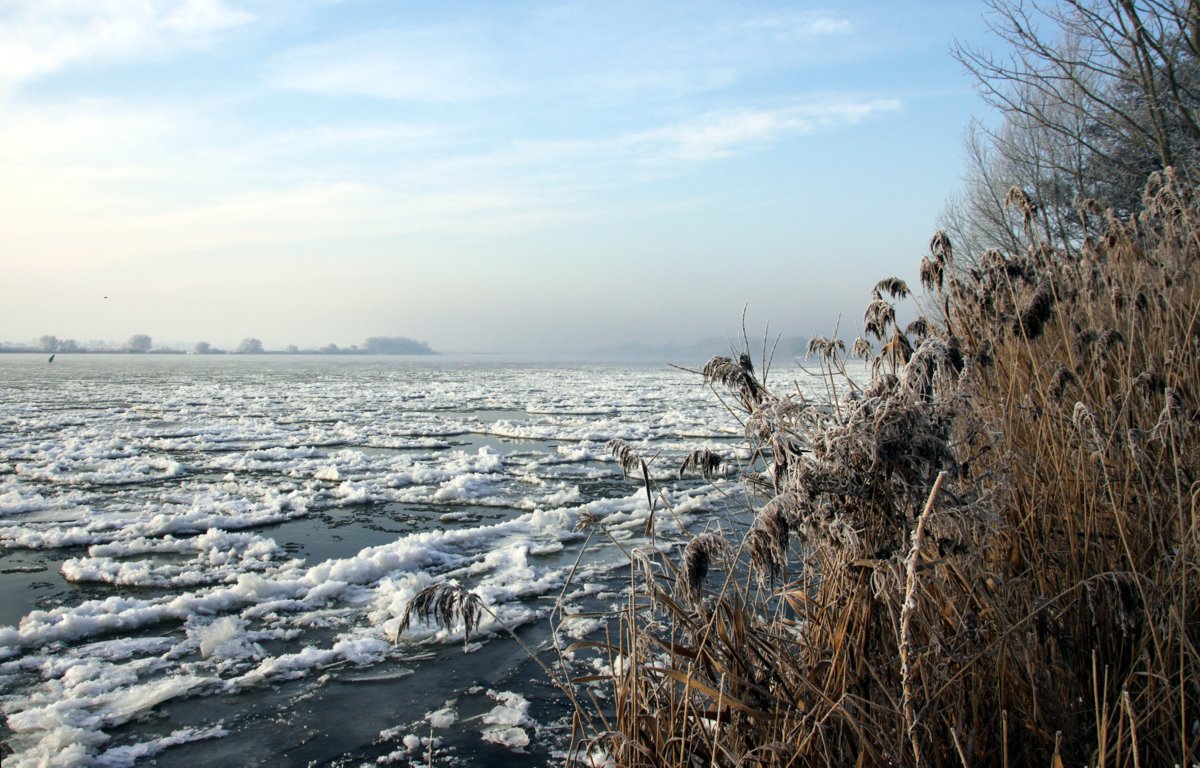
[363,337,434,354]
[1,334,182,354]
[4,335,436,355]
[193,336,435,355]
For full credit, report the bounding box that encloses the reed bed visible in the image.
[560,173,1200,767]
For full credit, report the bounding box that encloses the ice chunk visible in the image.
[481,725,529,750]
[425,705,458,728]
[482,689,533,727]
[191,617,259,661]
[314,466,341,481]
[92,725,228,768]
[233,634,390,686]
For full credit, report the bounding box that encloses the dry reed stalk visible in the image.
[900,470,947,766]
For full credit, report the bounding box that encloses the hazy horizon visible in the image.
[2,332,833,360]
[3,1,988,353]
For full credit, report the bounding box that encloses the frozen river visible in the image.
[0,353,805,767]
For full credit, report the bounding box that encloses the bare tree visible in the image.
[39,335,58,352]
[363,336,434,355]
[235,338,264,354]
[126,335,152,353]
[945,0,1200,260]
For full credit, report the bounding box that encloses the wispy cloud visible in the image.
[627,100,900,161]
[268,24,512,102]
[479,99,903,179]
[267,7,855,104]
[0,0,253,87]
[731,13,852,37]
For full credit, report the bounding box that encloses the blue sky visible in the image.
[0,0,994,352]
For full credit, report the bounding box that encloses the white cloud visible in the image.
[632,100,902,161]
[803,16,852,36]
[732,13,852,38]
[489,100,904,172]
[0,0,254,86]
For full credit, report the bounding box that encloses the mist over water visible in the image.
[0,354,833,766]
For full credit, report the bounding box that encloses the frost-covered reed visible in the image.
[554,172,1200,767]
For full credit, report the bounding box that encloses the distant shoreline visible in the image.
[0,349,439,356]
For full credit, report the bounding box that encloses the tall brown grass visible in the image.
[562,172,1200,767]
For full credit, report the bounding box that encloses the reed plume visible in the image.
[678,448,722,479]
[904,317,929,341]
[929,229,953,263]
[805,336,845,359]
[1005,185,1038,232]
[702,355,764,405]
[676,534,725,606]
[396,583,483,648]
[1016,278,1056,339]
[605,438,642,479]
[874,276,910,300]
[851,336,873,362]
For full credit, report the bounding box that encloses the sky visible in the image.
[0,0,997,353]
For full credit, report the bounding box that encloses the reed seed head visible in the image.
[863,299,896,341]
[929,229,953,264]
[1072,401,1096,433]
[1133,369,1166,395]
[1016,279,1056,339]
[701,355,764,404]
[747,504,790,586]
[397,583,484,647]
[905,318,929,342]
[875,277,911,301]
[1112,283,1126,311]
[852,336,873,362]
[1098,328,1124,355]
[806,336,845,359]
[677,534,725,606]
[678,449,722,479]
[1072,328,1098,361]
[919,256,945,292]
[605,438,642,478]
[1004,186,1038,228]
[1048,366,1076,402]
